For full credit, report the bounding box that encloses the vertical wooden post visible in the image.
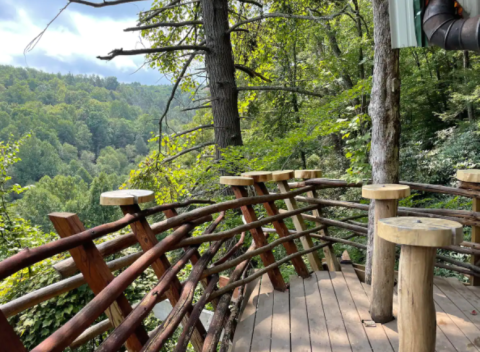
[49,212,149,352]
[272,171,324,272]
[0,310,27,352]
[378,217,463,352]
[457,170,480,285]
[295,170,341,272]
[220,176,287,291]
[241,171,310,278]
[362,184,410,324]
[100,189,207,352]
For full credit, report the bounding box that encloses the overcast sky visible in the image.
[0,0,172,85]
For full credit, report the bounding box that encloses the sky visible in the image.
[0,0,172,85]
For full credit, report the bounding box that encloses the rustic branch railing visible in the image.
[1,172,480,351]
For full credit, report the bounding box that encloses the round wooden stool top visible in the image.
[457,169,480,183]
[240,171,272,182]
[378,217,463,247]
[220,176,254,186]
[271,170,294,181]
[362,184,410,200]
[100,190,155,206]
[295,170,322,179]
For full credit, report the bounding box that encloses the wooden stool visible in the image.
[295,170,340,272]
[220,176,287,291]
[240,171,310,278]
[271,170,323,271]
[457,169,480,286]
[100,189,154,206]
[362,184,410,323]
[378,217,463,352]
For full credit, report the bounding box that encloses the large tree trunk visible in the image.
[365,0,401,284]
[202,0,243,160]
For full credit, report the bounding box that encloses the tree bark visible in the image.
[365,0,401,284]
[201,0,243,160]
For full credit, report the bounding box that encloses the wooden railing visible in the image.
[1,170,480,351]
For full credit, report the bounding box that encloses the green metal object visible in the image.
[414,0,427,47]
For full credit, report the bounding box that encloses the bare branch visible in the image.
[182,105,212,112]
[173,124,214,138]
[238,0,262,7]
[157,52,198,155]
[232,28,250,33]
[237,86,323,97]
[25,3,70,54]
[163,142,215,163]
[69,0,146,7]
[125,20,203,32]
[227,7,349,33]
[234,64,272,82]
[97,45,209,60]
[139,0,200,23]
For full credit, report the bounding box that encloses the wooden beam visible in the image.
[275,180,324,271]
[253,182,310,278]
[0,310,27,352]
[231,186,287,291]
[120,204,207,352]
[49,213,149,351]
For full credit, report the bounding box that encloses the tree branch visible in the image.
[69,0,146,7]
[237,0,262,7]
[173,124,214,138]
[162,142,215,164]
[182,105,212,112]
[139,0,200,23]
[234,64,272,82]
[125,20,203,32]
[227,7,349,33]
[237,86,323,97]
[97,45,209,60]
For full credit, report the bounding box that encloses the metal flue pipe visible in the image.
[423,0,480,51]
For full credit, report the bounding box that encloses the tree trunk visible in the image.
[202,0,243,160]
[464,51,475,120]
[365,0,401,284]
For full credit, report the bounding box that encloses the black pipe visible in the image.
[423,0,480,52]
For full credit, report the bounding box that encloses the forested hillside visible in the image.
[0,65,193,230]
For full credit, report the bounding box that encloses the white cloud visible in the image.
[0,3,150,75]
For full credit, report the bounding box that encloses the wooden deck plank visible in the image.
[290,275,312,352]
[316,271,352,352]
[446,278,480,311]
[251,274,274,352]
[433,284,480,351]
[341,265,394,352]
[271,288,290,352]
[435,277,480,331]
[303,275,331,352]
[361,282,399,352]
[232,274,262,352]
[330,272,372,352]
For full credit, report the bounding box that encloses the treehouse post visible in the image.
[362,184,410,323]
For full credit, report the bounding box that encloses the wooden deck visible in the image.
[232,264,480,352]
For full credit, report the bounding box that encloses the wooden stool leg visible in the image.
[472,197,480,285]
[308,189,341,272]
[398,245,436,352]
[276,180,324,271]
[253,182,310,278]
[370,199,397,323]
[120,204,207,352]
[231,186,287,291]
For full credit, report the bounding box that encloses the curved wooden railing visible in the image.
[1,173,480,351]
